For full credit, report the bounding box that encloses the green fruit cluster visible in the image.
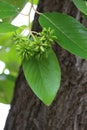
[12,28,57,60]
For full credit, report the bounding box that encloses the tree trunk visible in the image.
[4,0,87,130]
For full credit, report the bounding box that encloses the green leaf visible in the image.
[73,0,87,15]
[0,46,20,76]
[29,0,38,5]
[2,0,28,10]
[23,49,61,105]
[0,1,18,19]
[0,33,12,46]
[0,32,21,76]
[0,23,18,33]
[0,33,20,104]
[39,12,87,59]
[0,73,15,103]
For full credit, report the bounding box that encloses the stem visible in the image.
[19,13,29,16]
[28,1,33,27]
[31,31,40,36]
[28,27,36,41]
[32,4,41,15]
[19,0,41,41]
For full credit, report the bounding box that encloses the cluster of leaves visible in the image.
[12,28,57,60]
[0,0,39,104]
[0,0,87,105]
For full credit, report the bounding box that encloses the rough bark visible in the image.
[4,0,87,130]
